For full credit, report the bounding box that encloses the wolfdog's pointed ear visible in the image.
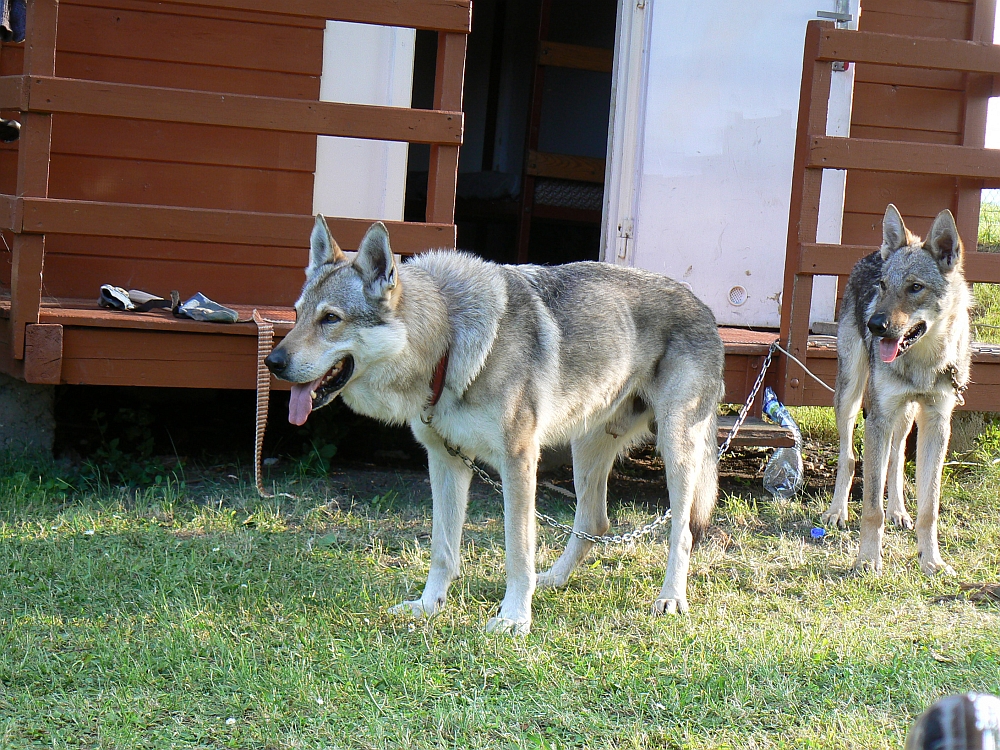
[354,221,398,298]
[880,204,912,260]
[924,208,963,273]
[307,214,346,278]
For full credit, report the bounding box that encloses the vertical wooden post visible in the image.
[955,0,996,256]
[10,0,58,360]
[425,31,467,233]
[778,21,832,405]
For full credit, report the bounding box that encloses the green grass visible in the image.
[0,444,998,749]
[974,202,1000,342]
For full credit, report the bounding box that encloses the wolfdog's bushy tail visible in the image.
[689,411,719,547]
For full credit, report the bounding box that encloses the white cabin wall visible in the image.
[312,22,416,221]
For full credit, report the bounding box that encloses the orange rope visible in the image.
[252,309,274,498]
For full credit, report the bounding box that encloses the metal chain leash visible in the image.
[717,340,779,459]
[431,340,780,545]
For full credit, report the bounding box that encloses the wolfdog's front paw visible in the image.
[651,597,688,616]
[821,504,849,529]
[918,556,955,577]
[888,508,914,530]
[388,598,441,619]
[852,553,883,575]
[485,615,531,636]
[535,569,569,590]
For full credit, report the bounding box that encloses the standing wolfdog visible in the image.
[265,217,725,634]
[822,205,971,575]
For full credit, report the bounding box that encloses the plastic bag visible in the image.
[762,387,804,499]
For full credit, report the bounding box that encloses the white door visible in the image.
[605,0,859,328]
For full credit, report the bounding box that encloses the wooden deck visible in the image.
[2,299,998,412]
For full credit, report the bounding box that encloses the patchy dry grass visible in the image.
[0,415,998,749]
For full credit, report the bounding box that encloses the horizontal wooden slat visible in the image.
[848,125,960,145]
[799,243,1000,283]
[17,76,463,145]
[51,115,317,172]
[851,82,962,133]
[843,172,959,217]
[538,42,614,73]
[58,52,321,99]
[526,150,606,184]
[808,136,1000,180]
[41,254,306,305]
[64,0,327,29]
[158,0,473,33]
[854,63,966,91]
[58,4,323,76]
[854,6,970,41]
[49,154,314,214]
[17,197,456,253]
[817,27,1000,74]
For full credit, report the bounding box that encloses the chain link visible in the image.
[429,340,778,546]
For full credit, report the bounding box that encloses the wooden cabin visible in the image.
[1,0,1000,433]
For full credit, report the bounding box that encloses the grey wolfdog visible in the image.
[821,204,971,576]
[265,217,725,634]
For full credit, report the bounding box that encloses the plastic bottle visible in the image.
[762,387,804,499]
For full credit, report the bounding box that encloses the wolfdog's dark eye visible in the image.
[322,312,340,325]
[879,280,887,291]
[910,283,923,293]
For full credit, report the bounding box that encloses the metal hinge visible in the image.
[617,219,633,260]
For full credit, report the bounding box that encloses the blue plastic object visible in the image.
[810,527,826,540]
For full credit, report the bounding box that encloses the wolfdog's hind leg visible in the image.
[886,405,916,529]
[536,427,621,589]
[389,429,473,619]
[653,390,718,615]
[823,335,868,528]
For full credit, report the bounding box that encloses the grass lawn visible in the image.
[1,409,998,749]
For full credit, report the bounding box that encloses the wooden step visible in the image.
[717,415,795,449]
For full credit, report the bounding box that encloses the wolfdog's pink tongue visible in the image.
[289,380,320,426]
[880,337,900,363]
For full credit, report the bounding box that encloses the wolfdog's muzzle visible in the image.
[265,348,355,425]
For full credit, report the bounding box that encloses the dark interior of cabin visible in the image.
[405,0,617,265]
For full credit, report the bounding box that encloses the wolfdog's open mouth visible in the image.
[879,321,927,363]
[288,355,354,425]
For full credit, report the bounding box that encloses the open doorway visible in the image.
[405,0,617,265]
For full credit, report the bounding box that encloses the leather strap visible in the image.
[429,350,449,406]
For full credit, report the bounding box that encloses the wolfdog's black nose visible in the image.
[264,347,288,375]
[868,313,889,336]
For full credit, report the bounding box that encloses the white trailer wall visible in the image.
[608,1,859,328]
